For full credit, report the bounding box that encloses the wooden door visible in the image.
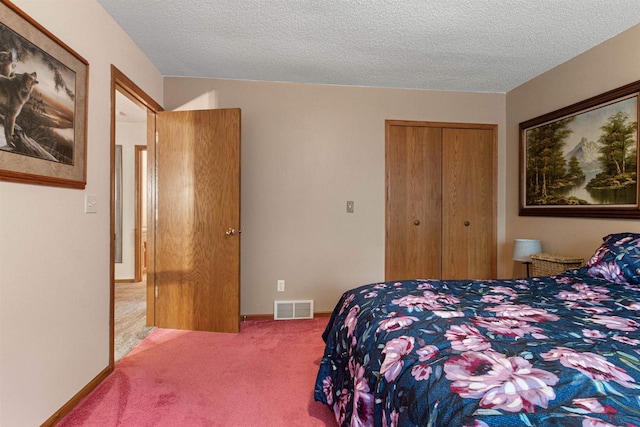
[386,122,442,281]
[385,121,496,282]
[441,127,495,279]
[155,108,241,333]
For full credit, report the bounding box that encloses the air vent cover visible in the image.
[274,300,314,320]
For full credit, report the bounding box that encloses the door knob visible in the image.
[464,221,470,227]
[414,220,420,226]
[225,228,237,236]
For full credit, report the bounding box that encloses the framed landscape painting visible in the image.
[0,0,88,189]
[520,80,640,218]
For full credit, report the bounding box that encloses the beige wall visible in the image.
[505,23,640,276]
[164,79,507,315]
[0,1,163,425]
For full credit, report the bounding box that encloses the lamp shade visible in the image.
[512,239,542,262]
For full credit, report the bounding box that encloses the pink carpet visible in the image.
[59,318,336,426]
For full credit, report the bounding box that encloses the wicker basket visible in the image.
[530,253,584,276]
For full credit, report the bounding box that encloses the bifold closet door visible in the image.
[385,123,442,281]
[441,127,495,280]
[386,120,496,282]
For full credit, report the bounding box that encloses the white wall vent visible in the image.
[274,300,314,320]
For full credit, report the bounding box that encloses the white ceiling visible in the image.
[98,0,640,93]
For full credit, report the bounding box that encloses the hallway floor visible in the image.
[115,280,153,361]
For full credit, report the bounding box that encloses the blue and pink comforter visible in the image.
[314,271,640,426]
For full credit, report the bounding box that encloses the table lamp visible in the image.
[513,238,542,277]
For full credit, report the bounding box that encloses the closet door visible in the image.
[385,120,496,282]
[441,127,496,279]
[385,122,442,281]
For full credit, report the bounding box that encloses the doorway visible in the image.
[110,66,162,367]
[109,68,242,367]
[113,91,149,360]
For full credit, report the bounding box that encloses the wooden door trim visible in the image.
[386,120,496,131]
[385,119,498,279]
[489,125,498,277]
[134,145,146,283]
[110,66,163,369]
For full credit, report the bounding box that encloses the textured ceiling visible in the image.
[98,0,640,93]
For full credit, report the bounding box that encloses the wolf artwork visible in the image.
[0,71,38,148]
[0,51,15,77]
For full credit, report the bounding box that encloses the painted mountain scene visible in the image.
[525,96,638,206]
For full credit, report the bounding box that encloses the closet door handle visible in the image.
[225,228,237,236]
[464,221,470,227]
[414,220,420,226]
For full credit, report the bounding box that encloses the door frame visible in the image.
[110,66,163,367]
[134,145,147,283]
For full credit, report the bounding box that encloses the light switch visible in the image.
[85,194,98,214]
[346,200,354,213]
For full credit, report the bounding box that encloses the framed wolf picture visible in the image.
[519,80,640,218]
[0,0,88,188]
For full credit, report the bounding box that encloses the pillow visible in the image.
[585,232,640,284]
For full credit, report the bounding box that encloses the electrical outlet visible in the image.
[277,280,285,292]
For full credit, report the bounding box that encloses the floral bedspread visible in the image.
[314,270,640,427]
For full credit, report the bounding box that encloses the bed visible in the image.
[314,233,640,426]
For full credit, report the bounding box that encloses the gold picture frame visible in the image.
[0,0,88,189]
[520,80,639,218]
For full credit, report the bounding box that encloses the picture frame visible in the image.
[0,0,88,189]
[520,80,640,218]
